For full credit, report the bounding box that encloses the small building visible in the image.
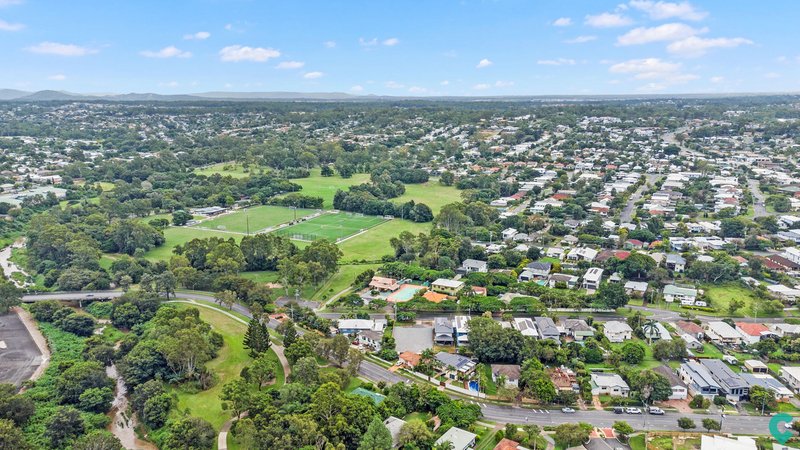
[562,318,594,341]
[678,361,721,398]
[431,279,465,296]
[581,267,603,291]
[663,284,698,305]
[653,365,688,400]
[337,319,386,335]
[454,316,470,345]
[494,438,528,450]
[398,351,421,369]
[357,330,383,351]
[740,373,793,401]
[665,253,686,272]
[603,321,633,343]
[700,435,757,450]
[460,259,488,274]
[502,228,519,241]
[491,364,521,387]
[525,261,552,278]
[642,322,672,341]
[548,273,579,289]
[567,247,598,262]
[534,317,560,341]
[383,416,406,448]
[675,320,704,339]
[550,366,579,392]
[780,366,800,391]
[434,318,454,345]
[735,322,773,345]
[435,427,478,450]
[590,373,630,397]
[700,359,749,401]
[369,276,400,292]
[624,281,648,297]
[679,332,703,350]
[513,317,538,337]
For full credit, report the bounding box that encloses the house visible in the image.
[502,228,519,241]
[435,352,477,380]
[590,373,630,397]
[663,284,698,305]
[665,253,686,272]
[624,281,648,297]
[548,273,579,289]
[546,247,566,260]
[562,318,594,341]
[513,318,538,337]
[675,320,704,339]
[383,416,406,448]
[705,321,742,345]
[494,438,530,450]
[700,435,757,450]
[567,247,598,262]
[700,359,749,401]
[525,261,552,278]
[460,259,488,274]
[337,319,387,335]
[398,351,421,369]
[369,276,400,292]
[358,330,383,351]
[735,322,772,345]
[780,366,800,391]
[431,278,465,296]
[679,361,721,398]
[550,366,579,392]
[653,365,688,400]
[534,317,560,341]
[740,373,793,401]
[454,316,470,344]
[491,364,522,387]
[624,239,645,250]
[679,332,703,350]
[434,318,454,345]
[603,321,633,343]
[581,267,603,291]
[769,323,800,337]
[642,322,672,341]
[435,427,477,450]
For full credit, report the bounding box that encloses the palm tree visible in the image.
[642,319,659,344]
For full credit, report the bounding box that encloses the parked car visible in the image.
[625,407,642,414]
[647,406,665,415]
[613,407,624,414]
[561,407,576,414]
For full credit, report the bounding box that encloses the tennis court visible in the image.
[274,212,387,242]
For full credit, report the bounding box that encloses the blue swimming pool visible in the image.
[468,381,479,392]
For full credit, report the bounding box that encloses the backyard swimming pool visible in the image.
[387,284,425,302]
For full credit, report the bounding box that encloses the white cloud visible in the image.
[276,60,305,69]
[0,19,23,31]
[617,23,706,46]
[666,36,752,57]
[552,17,572,26]
[224,24,233,31]
[585,12,632,28]
[0,0,23,6]
[565,35,597,44]
[408,86,427,94]
[26,42,97,56]
[710,76,724,83]
[609,57,698,87]
[140,46,192,59]
[359,37,378,47]
[440,80,450,86]
[183,31,210,40]
[350,85,364,92]
[629,0,707,21]
[47,74,66,81]
[476,58,493,69]
[537,58,576,66]
[382,37,400,46]
[385,81,404,89]
[472,83,490,90]
[495,80,515,88]
[323,40,336,48]
[765,72,781,79]
[219,45,280,62]
[303,71,324,79]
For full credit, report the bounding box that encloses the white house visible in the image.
[780,366,800,392]
[567,247,598,262]
[581,267,603,291]
[590,373,630,397]
[603,321,633,343]
[435,427,477,450]
[663,284,698,305]
[705,321,742,345]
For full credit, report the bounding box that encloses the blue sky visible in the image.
[0,0,798,96]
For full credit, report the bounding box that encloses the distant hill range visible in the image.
[0,88,797,103]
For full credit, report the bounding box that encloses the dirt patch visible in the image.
[660,398,693,413]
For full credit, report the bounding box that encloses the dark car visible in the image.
[613,407,624,414]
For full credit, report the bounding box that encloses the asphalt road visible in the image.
[748,178,771,218]
[0,313,43,386]
[620,174,662,223]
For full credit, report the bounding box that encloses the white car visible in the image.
[561,407,576,414]
[625,407,642,414]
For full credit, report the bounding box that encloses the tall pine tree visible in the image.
[243,318,271,357]
[282,320,298,348]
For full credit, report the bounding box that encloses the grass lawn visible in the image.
[337,219,431,261]
[696,343,724,359]
[395,179,462,214]
[703,282,780,317]
[143,226,242,261]
[194,162,267,178]
[310,263,380,301]
[287,168,371,209]
[195,205,316,234]
[629,434,646,450]
[171,304,284,430]
[274,212,386,242]
[479,364,498,395]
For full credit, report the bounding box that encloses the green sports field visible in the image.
[193,205,316,234]
[274,212,386,242]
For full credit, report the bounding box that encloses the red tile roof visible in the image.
[735,322,769,336]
